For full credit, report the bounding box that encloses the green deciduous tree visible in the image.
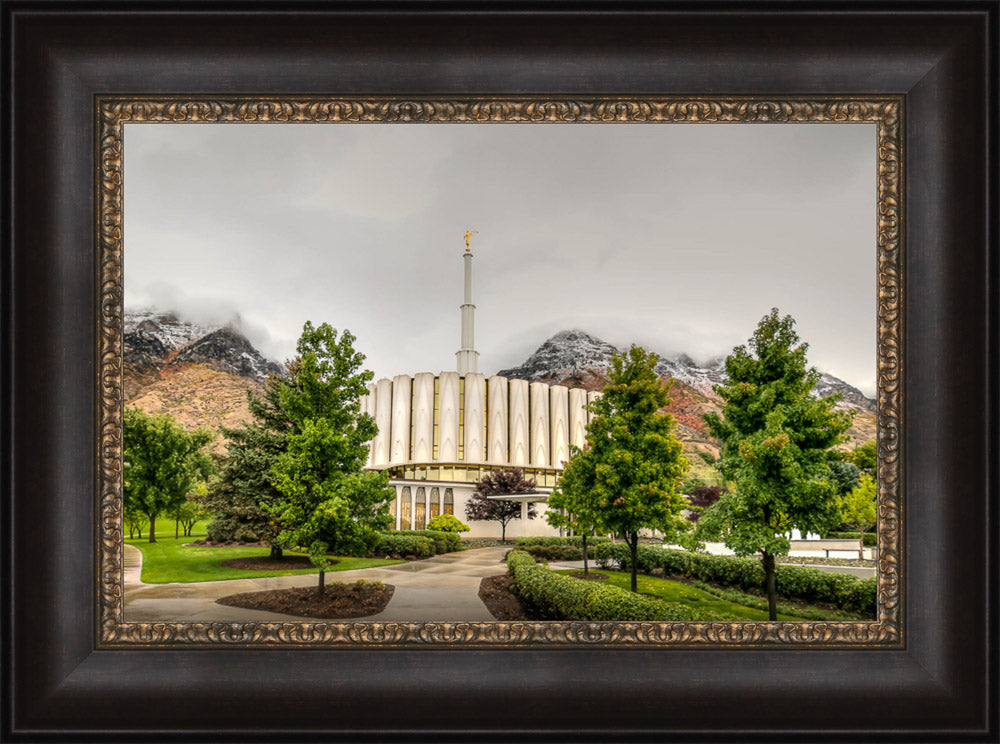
[840,473,877,559]
[561,346,690,592]
[846,439,877,477]
[696,309,853,619]
[266,322,393,594]
[546,445,605,574]
[123,407,214,542]
[124,507,149,540]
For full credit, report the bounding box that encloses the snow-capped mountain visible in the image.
[123,310,284,444]
[167,327,282,381]
[124,310,281,384]
[498,329,875,414]
[814,374,877,414]
[124,310,220,351]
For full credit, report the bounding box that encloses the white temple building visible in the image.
[360,236,596,538]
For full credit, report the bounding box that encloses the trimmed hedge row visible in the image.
[520,544,587,561]
[826,531,877,547]
[595,543,876,615]
[506,550,723,621]
[514,536,612,562]
[374,530,464,558]
[514,536,612,548]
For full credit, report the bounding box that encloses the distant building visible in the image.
[361,240,597,538]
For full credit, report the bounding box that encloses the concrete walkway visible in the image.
[123,544,510,623]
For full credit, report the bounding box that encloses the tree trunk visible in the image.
[629,533,639,593]
[175,515,180,539]
[859,531,865,560]
[762,551,778,620]
[501,521,507,543]
[270,544,284,560]
[318,569,325,596]
[582,533,589,574]
[148,513,157,543]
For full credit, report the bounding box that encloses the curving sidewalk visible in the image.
[123,544,510,623]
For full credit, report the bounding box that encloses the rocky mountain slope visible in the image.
[498,329,877,459]
[124,311,282,449]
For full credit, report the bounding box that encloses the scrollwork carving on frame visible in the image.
[97,96,902,647]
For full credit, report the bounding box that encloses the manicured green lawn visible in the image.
[126,524,403,583]
[124,518,213,543]
[556,569,807,621]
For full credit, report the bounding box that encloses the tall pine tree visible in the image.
[205,377,293,557]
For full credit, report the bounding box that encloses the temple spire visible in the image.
[456,231,480,375]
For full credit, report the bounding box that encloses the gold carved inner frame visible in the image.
[98,96,903,647]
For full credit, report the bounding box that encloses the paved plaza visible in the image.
[124,544,510,623]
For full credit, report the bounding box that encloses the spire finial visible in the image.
[464,229,478,252]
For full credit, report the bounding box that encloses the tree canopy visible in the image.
[828,459,861,496]
[265,322,393,593]
[840,473,877,557]
[845,439,877,477]
[205,382,290,554]
[206,322,394,571]
[546,445,606,573]
[696,309,853,618]
[465,469,537,542]
[559,345,690,591]
[123,407,214,542]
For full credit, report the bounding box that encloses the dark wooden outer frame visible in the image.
[3,2,996,740]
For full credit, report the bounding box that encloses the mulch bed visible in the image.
[478,574,532,620]
[216,582,394,619]
[219,555,338,571]
[566,571,608,580]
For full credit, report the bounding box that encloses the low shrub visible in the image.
[403,529,464,554]
[825,531,877,547]
[521,544,586,561]
[595,542,876,615]
[374,533,435,559]
[506,550,723,621]
[514,536,612,548]
[514,536,611,560]
[375,530,464,557]
[426,514,471,533]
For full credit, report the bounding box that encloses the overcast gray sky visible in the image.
[123,121,877,395]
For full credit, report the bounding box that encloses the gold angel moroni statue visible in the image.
[464,229,478,252]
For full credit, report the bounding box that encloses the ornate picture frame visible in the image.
[99,95,902,648]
